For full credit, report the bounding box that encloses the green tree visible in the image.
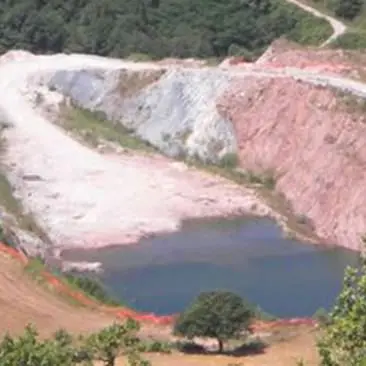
[0,324,75,366]
[334,0,363,20]
[86,320,149,366]
[0,0,332,59]
[317,251,366,365]
[174,291,254,353]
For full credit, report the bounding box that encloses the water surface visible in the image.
[64,218,359,317]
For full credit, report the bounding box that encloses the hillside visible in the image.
[297,0,366,48]
[0,0,332,60]
[11,45,360,251]
[0,248,114,338]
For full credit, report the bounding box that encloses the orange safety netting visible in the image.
[0,242,174,325]
[0,242,316,329]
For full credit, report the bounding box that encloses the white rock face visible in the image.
[0,52,269,251]
[46,67,238,162]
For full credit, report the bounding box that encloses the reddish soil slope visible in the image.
[219,74,366,250]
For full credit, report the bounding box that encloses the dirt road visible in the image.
[285,0,347,46]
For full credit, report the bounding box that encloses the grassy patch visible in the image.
[126,53,154,62]
[25,257,122,307]
[139,339,173,354]
[61,105,317,242]
[259,189,318,241]
[63,273,121,306]
[60,106,276,189]
[60,105,156,153]
[291,0,366,50]
[330,30,366,49]
[286,12,333,46]
[186,155,277,191]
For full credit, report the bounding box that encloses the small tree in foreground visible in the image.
[0,325,75,366]
[174,291,253,353]
[317,251,366,365]
[86,319,150,366]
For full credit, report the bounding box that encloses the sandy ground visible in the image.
[0,251,115,337]
[107,327,319,366]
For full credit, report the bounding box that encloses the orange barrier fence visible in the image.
[0,242,316,328]
[0,242,174,325]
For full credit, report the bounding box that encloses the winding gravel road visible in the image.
[286,0,347,46]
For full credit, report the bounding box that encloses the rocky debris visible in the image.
[0,213,45,257]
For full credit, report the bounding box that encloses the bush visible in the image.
[286,12,333,45]
[0,325,76,366]
[317,243,366,365]
[86,320,150,366]
[0,321,149,366]
[312,308,330,326]
[139,340,172,354]
[64,274,121,306]
[330,31,366,49]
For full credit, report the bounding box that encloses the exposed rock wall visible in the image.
[27,52,366,251]
[219,77,366,250]
[47,68,237,162]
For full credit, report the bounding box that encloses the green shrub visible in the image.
[287,13,333,45]
[317,241,366,365]
[218,153,239,169]
[330,31,366,49]
[139,340,172,354]
[86,320,150,366]
[0,325,76,366]
[64,274,121,306]
[312,307,330,326]
[0,322,149,366]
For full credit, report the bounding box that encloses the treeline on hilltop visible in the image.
[0,0,332,60]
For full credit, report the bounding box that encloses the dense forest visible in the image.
[0,0,332,60]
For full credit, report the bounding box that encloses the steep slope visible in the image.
[29,50,366,251]
[284,0,346,46]
[1,49,366,252]
[219,76,366,250]
[0,250,114,337]
[0,52,270,252]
